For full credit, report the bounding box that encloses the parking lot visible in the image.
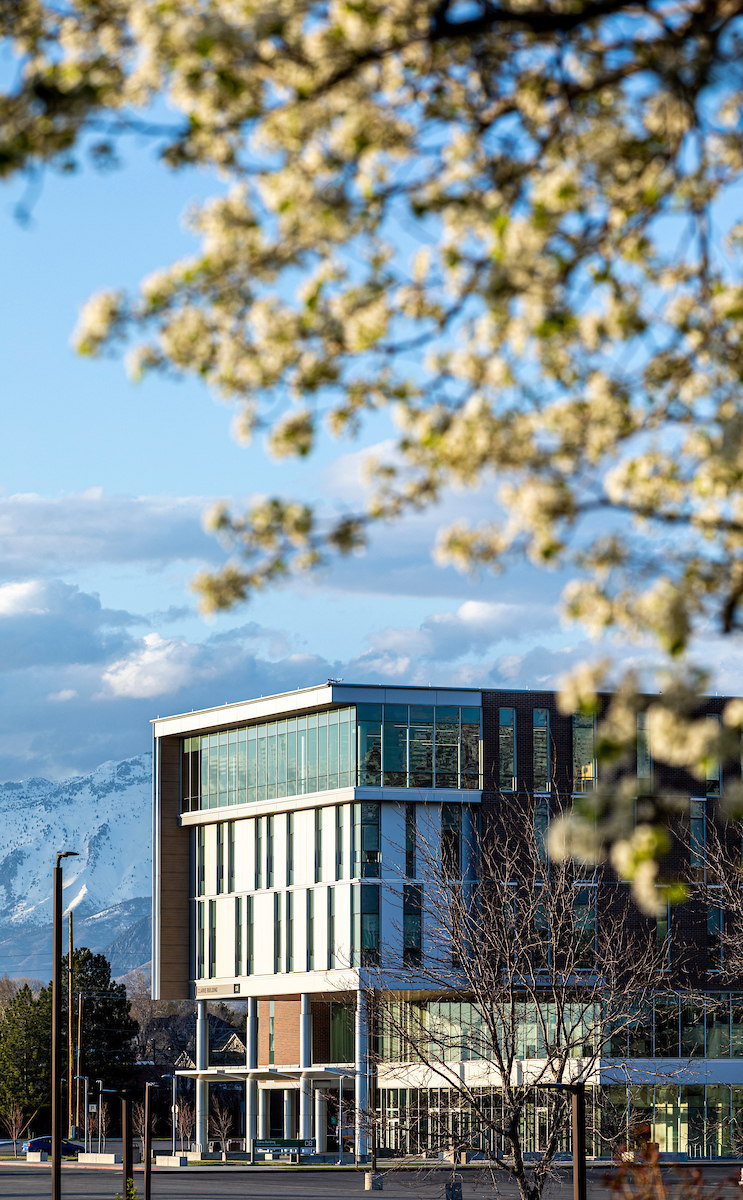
[0,1164,741,1200]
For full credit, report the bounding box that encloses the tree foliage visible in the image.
[5,0,743,901]
[67,948,139,1089]
[0,983,51,1117]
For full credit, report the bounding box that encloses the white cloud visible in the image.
[101,633,201,699]
[0,580,51,616]
[48,689,77,702]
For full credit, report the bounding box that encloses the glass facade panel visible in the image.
[499,708,515,791]
[182,702,481,807]
[637,711,652,792]
[403,883,423,967]
[533,709,550,793]
[573,713,596,792]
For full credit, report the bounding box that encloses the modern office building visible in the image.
[152,682,743,1159]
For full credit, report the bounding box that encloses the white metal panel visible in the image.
[276,813,288,890]
[204,824,217,897]
[215,895,234,979]
[322,805,335,885]
[382,801,406,879]
[294,889,307,974]
[253,892,274,976]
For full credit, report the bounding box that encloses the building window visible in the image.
[442,804,462,878]
[247,896,254,975]
[267,814,274,888]
[499,708,516,791]
[217,823,225,895]
[228,821,236,893]
[706,714,721,796]
[534,796,549,861]
[196,827,205,897]
[353,884,380,966]
[255,818,263,890]
[287,812,294,885]
[274,892,282,974]
[708,895,723,971]
[196,901,205,979]
[269,998,275,1065]
[690,798,706,881]
[335,806,344,880]
[307,890,315,972]
[357,703,482,790]
[410,706,433,788]
[384,705,408,786]
[572,713,596,792]
[354,803,381,877]
[286,892,293,972]
[315,809,323,883]
[180,707,357,809]
[329,1002,354,1063]
[532,709,550,793]
[573,887,596,968]
[657,900,670,970]
[208,899,217,978]
[328,887,336,970]
[406,803,417,878]
[235,896,242,977]
[403,883,422,967]
[637,711,652,793]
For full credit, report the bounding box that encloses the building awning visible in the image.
[175,1065,356,1084]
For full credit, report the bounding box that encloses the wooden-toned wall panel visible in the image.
[158,735,192,999]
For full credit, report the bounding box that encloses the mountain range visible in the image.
[0,754,152,980]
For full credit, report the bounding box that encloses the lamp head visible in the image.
[56,851,79,869]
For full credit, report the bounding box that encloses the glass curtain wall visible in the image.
[182,703,482,810]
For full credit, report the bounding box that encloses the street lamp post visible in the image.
[52,850,78,1200]
[539,1081,587,1200]
[144,1082,158,1200]
[74,1077,88,1153]
[162,1074,177,1155]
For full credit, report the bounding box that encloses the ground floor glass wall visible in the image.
[378,1085,743,1159]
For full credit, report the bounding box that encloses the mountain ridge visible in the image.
[0,753,152,978]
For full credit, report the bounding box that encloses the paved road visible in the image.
[0,1165,741,1200]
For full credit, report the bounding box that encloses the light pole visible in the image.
[539,1081,587,1200]
[74,1077,88,1152]
[96,1080,103,1153]
[144,1082,158,1200]
[163,1073,177,1155]
[52,850,78,1200]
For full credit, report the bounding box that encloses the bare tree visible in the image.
[132,1100,156,1159]
[99,1101,110,1152]
[177,1100,194,1153]
[362,800,676,1200]
[210,1097,234,1155]
[2,1102,24,1156]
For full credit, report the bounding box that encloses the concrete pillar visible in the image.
[299,994,312,1141]
[195,1000,209,1151]
[245,997,258,1145]
[355,991,368,1158]
[314,1089,327,1154]
[283,1089,296,1139]
[258,1088,269,1139]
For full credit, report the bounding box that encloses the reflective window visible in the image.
[403,883,422,967]
[533,709,550,793]
[353,883,380,966]
[182,702,481,807]
[499,709,516,791]
[354,803,381,878]
[572,713,596,792]
[637,711,652,792]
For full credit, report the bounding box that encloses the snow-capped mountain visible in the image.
[0,754,152,979]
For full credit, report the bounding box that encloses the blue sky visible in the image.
[0,143,738,780]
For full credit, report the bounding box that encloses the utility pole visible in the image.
[144,1082,158,1200]
[52,850,78,1200]
[68,912,74,1138]
[75,994,84,1135]
[121,1089,133,1200]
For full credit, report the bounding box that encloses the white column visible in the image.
[314,1089,327,1154]
[258,1088,269,1139]
[283,1090,296,1139]
[195,1000,209,1151]
[355,991,368,1159]
[245,997,258,1145]
[299,993,312,1141]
